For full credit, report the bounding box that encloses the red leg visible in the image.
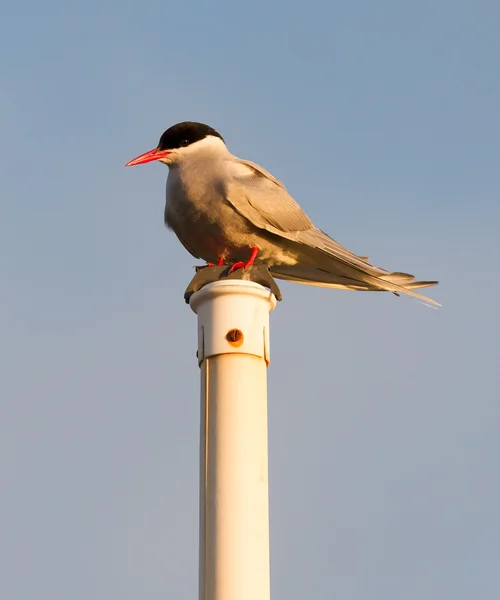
[206,258,225,267]
[228,246,260,273]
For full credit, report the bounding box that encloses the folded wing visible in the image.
[223,157,440,307]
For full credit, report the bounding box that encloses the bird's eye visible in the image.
[180,139,190,147]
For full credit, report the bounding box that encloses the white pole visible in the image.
[190,279,277,600]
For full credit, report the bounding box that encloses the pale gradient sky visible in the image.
[1,2,499,599]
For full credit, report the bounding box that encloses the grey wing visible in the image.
[225,158,314,232]
[224,157,372,264]
[224,157,440,306]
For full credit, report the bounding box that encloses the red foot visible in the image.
[228,247,260,273]
[206,258,225,267]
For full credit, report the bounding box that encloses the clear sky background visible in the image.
[1,2,499,598]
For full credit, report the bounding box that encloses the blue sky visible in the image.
[1,2,499,598]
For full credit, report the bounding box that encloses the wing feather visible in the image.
[223,156,440,306]
[226,158,314,232]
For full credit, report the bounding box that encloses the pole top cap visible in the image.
[184,265,282,304]
[190,279,277,315]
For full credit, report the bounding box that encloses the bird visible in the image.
[126,121,439,306]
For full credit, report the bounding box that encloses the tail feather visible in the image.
[282,229,441,307]
[271,265,440,307]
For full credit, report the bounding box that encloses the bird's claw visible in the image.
[228,261,247,273]
[206,258,225,267]
[228,246,260,273]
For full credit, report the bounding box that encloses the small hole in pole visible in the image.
[226,329,244,347]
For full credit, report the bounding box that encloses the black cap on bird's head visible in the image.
[158,122,224,150]
[125,121,224,167]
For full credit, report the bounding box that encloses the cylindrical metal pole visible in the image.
[190,280,276,600]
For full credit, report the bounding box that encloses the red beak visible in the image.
[125,148,170,167]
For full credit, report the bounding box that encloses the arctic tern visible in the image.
[126,121,439,306]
